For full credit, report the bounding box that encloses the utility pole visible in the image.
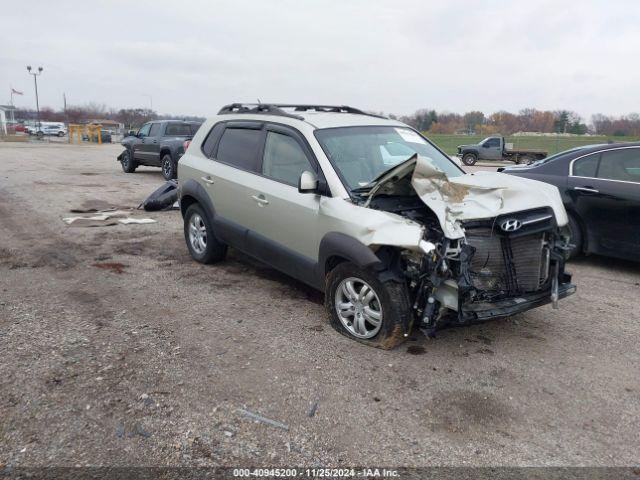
[26,65,43,134]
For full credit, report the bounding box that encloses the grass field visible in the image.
[425,133,640,156]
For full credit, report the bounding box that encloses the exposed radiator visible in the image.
[465,228,550,293]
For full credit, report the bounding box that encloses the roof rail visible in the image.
[217,103,387,120]
[218,103,304,120]
[276,104,386,119]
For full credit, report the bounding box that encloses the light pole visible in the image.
[26,66,43,134]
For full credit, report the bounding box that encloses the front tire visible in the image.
[184,204,227,264]
[462,153,477,166]
[161,154,176,180]
[121,149,137,173]
[325,262,411,349]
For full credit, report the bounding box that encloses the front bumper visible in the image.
[462,282,576,321]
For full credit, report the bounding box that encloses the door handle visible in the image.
[152,140,158,144]
[201,176,215,185]
[251,194,269,205]
[574,186,599,194]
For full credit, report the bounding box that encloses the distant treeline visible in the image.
[14,103,204,129]
[388,109,640,137]
[14,103,640,137]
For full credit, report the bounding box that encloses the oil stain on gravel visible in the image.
[406,345,426,355]
[425,389,514,434]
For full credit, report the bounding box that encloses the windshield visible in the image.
[314,126,463,190]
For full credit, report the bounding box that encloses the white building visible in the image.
[0,105,17,135]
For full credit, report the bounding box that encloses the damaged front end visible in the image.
[402,208,575,335]
[356,154,576,334]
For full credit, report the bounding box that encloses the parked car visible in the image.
[27,122,67,137]
[499,143,640,261]
[117,120,202,180]
[457,136,547,166]
[39,124,67,137]
[176,103,575,348]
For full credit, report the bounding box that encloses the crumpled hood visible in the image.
[366,155,568,239]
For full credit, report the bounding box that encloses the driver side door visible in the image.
[479,137,502,160]
[132,123,151,161]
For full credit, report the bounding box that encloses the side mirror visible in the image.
[298,170,318,194]
[128,130,137,137]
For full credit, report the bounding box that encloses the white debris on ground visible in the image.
[62,209,156,227]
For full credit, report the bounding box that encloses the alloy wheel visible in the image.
[335,277,383,339]
[188,213,207,255]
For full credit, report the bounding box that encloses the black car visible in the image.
[499,143,640,261]
[118,120,201,180]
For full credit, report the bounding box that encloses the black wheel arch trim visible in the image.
[179,179,216,221]
[318,232,383,280]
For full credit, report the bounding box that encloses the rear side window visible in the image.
[262,132,313,186]
[149,123,161,137]
[165,123,192,136]
[216,128,263,172]
[573,153,599,177]
[201,123,225,158]
[597,148,640,183]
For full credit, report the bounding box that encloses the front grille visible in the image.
[465,228,550,294]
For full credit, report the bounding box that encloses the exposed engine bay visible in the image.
[353,155,576,334]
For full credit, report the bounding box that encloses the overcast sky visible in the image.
[1,0,638,120]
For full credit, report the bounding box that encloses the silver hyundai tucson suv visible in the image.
[177,104,576,349]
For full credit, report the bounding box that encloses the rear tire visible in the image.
[517,155,533,165]
[57,131,65,137]
[325,262,411,350]
[462,153,477,166]
[161,154,176,180]
[567,214,583,259]
[184,204,227,264]
[121,149,137,173]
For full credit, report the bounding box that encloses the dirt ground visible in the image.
[0,143,638,468]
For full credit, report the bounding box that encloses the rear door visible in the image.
[198,121,265,252]
[568,147,640,258]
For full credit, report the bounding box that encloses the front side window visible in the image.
[216,128,263,172]
[572,153,600,178]
[138,123,151,137]
[597,148,640,183]
[262,132,313,186]
[483,137,500,148]
[148,123,161,137]
[315,126,462,190]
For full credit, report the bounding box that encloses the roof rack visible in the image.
[217,103,387,120]
[218,103,304,120]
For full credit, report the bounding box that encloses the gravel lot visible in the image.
[0,143,638,468]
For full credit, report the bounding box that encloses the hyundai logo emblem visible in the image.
[500,219,522,232]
